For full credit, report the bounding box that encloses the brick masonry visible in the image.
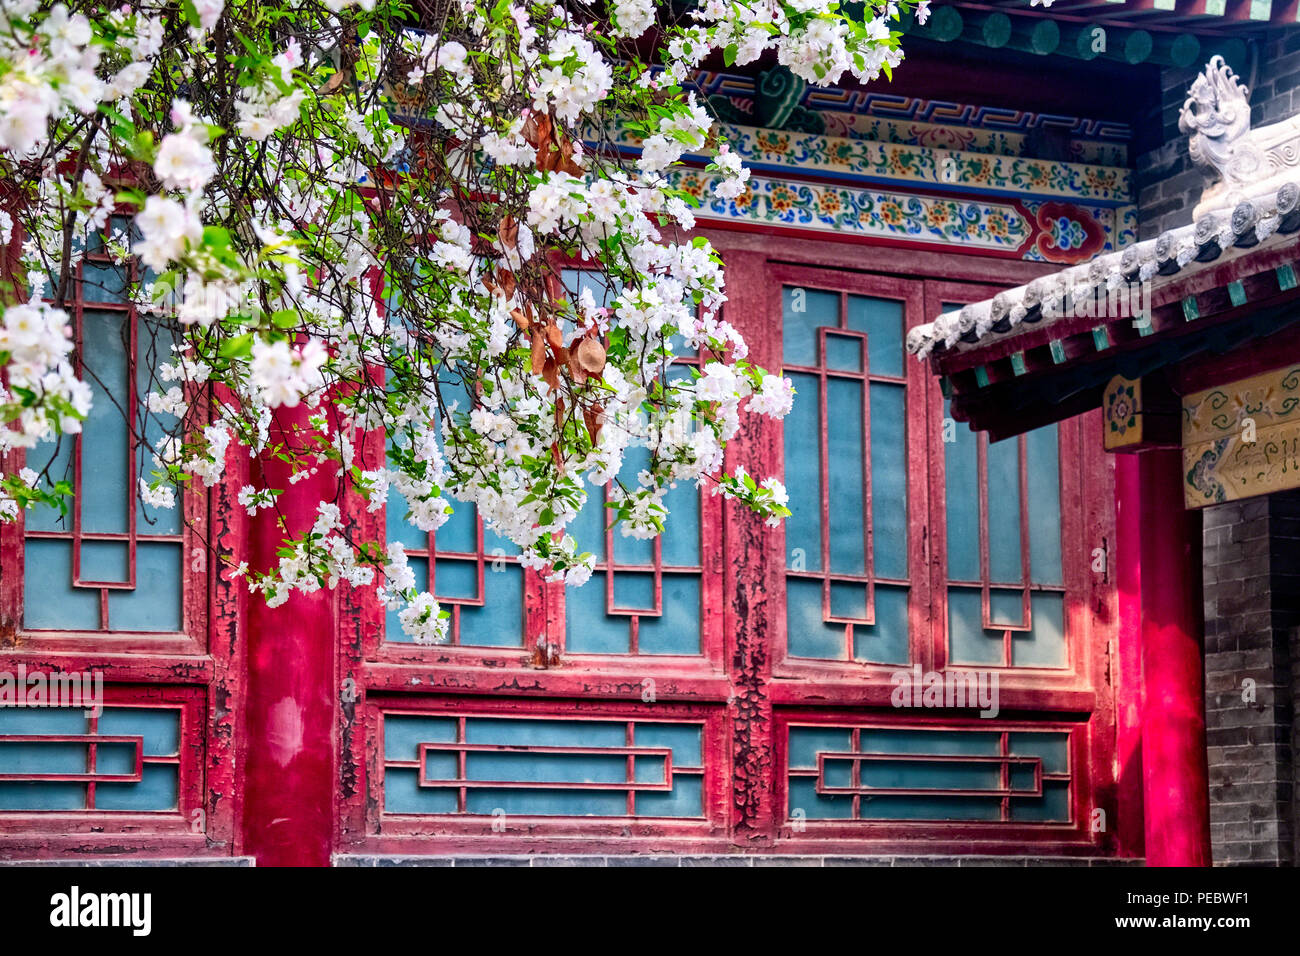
[1201,492,1299,865]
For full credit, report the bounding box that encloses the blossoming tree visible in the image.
[0,0,938,641]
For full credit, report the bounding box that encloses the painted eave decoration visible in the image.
[909,57,1300,373]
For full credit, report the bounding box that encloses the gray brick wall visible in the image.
[1201,492,1299,865]
[1136,32,1300,239]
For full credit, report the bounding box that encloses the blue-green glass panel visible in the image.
[851,584,909,664]
[860,795,1002,820]
[633,755,668,785]
[96,765,178,810]
[830,581,867,620]
[860,757,1001,792]
[1008,732,1069,775]
[0,709,87,734]
[1010,591,1067,668]
[635,574,700,655]
[1009,780,1070,822]
[633,723,702,767]
[824,334,862,372]
[846,295,905,377]
[95,742,137,775]
[136,320,180,535]
[944,401,980,582]
[783,287,839,366]
[789,776,852,819]
[1026,424,1063,586]
[434,501,476,554]
[784,371,821,572]
[569,482,607,563]
[786,577,843,659]
[107,542,181,632]
[99,707,180,756]
[987,435,1022,584]
[635,773,703,817]
[384,769,460,813]
[822,757,852,789]
[827,377,866,575]
[22,437,73,532]
[466,718,626,749]
[947,587,1002,665]
[467,751,627,784]
[0,741,86,774]
[564,574,627,654]
[383,480,428,550]
[870,382,908,580]
[23,539,99,630]
[0,783,85,810]
[989,587,1025,628]
[81,310,131,534]
[1009,765,1038,792]
[79,540,129,583]
[859,729,1001,756]
[612,571,655,611]
[788,727,851,769]
[433,558,478,601]
[81,263,128,302]
[383,715,456,761]
[659,481,700,568]
[421,750,458,781]
[464,787,627,816]
[457,562,524,647]
[610,447,654,566]
[384,556,428,641]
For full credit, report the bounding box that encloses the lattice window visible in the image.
[786,723,1072,823]
[943,399,1066,668]
[781,285,910,663]
[382,711,705,818]
[0,705,182,812]
[19,219,188,634]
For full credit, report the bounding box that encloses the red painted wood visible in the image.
[1113,453,1146,859]
[240,402,337,867]
[1135,448,1211,866]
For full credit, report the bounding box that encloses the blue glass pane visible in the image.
[384,769,460,813]
[634,723,702,767]
[466,718,626,748]
[564,574,627,654]
[81,310,131,534]
[989,587,1025,628]
[861,758,1000,791]
[827,378,865,575]
[0,709,87,734]
[435,501,476,554]
[79,540,129,583]
[788,727,851,768]
[783,286,839,366]
[612,571,655,610]
[860,729,1001,755]
[660,481,700,567]
[1009,732,1069,775]
[383,715,456,761]
[987,436,1022,584]
[434,558,478,601]
[636,574,700,655]
[96,765,178,810]
[1026,424,1063,585]
[384,556,428,642]
[108,542,182,631]
[99,707,180,756]
[790,776,852,819]
[830,581,867,620]
[0,741,85,774]
[1009,780,1070,822]
[824,333,862,372]
[457,563,524,647]
[947,587,1002,665]
[81,263,128,302]
[467,751,627,784]
[784,372,821,572]
[0,782,85,810]
[871,383,907,579]
[464,787,626,816]
[846,295,905,378]
[944,401,980,582]
[633,755,669,785]
[786,576,843,659]
[636,773,702,817]
[851,584,909,665]
[23,437,73,532]
[1010,591,1067,668]
[23,539,99,630]
[860,795,1002,820]
[136,321,180,535]
[384,482,428,550]
[95,741,137,775]
[569,482,607,563]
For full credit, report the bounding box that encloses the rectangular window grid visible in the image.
[782,286,910,664]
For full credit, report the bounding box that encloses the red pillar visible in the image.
[240,404,336,866]
[1134,447,1211,866]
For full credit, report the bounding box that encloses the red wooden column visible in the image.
[1130,448,1211,866]
[240,404,337,867]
